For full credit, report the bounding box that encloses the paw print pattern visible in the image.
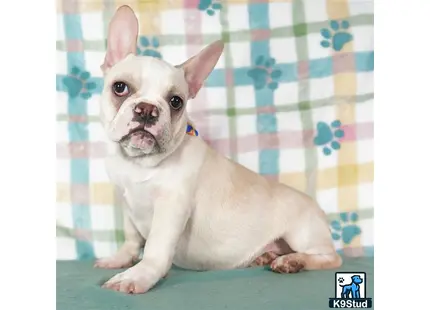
[247,56,282,90]
[198,0,222,16]
[62,66,96,99]
[137,36,162,59]
[313,120,345,156]
[338,277,345,283]
[331,212,362,245]
[320,20,353,52]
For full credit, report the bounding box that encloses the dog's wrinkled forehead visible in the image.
[105,55,189,99]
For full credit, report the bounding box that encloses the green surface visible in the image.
[57,257,374,310]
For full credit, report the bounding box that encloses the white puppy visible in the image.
[95,5,342,294]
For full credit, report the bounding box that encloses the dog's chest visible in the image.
[123,183,156,239]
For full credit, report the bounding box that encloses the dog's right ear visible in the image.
[101,5,138,72]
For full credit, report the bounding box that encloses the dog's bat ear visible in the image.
[101,5,139,72]
[176,40,224,99]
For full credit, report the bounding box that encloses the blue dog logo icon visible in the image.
[329,272,372,308]
[339,275,363,299]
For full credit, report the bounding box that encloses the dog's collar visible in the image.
[186,123,199,137]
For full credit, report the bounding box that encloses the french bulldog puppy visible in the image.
[94,5,342,294]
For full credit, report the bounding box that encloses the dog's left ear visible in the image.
[177,40,224,99]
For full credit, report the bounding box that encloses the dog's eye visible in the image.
[169,96,183,110]
[112,82,129,97]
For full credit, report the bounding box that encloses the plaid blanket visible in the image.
[56,0,374,260]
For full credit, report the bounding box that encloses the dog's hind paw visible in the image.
[249,251,279,267]
[270,255,305,274]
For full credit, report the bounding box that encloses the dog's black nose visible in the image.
[134,102,159,124]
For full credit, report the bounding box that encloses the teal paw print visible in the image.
[198,0,222,16]
[137,36,162,59]
[247,56,282,90]
[62,66,96,99]
[320,20,353,52]
[331,212,362,245]
[313,120,345,156]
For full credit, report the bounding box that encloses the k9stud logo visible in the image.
[328,272,372,308]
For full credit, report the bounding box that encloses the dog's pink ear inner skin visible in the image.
[101,5,138,72]
[178,40,224,99]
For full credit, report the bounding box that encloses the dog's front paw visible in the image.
[94,254,135,269]
[101,266,154,294]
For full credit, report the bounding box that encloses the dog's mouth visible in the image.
[118,125,159,152]
[120,126,155,142]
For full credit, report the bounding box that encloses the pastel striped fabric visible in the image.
[56,0,374,260]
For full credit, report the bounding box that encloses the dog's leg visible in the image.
[344,290,349,298]
[95,200,144,269]
[354,288,360,298]
[248,239,293,267]
[270,212,342,273]
[102,194,190,294]
[270,252,341,273]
